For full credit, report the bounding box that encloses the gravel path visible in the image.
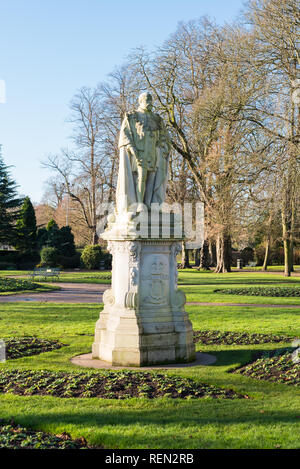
[0,283,107,303]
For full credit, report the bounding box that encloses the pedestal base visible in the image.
[92,239,195,366]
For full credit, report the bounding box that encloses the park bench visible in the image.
[27,268,61,281]
[246,261,257,268]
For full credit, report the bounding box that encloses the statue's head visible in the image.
[138,92,153,111]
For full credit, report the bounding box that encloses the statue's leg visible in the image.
[145,171,156,207]
[136,164,147,208]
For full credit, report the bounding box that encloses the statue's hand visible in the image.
[159,145,169,159]
[131,148,144,166]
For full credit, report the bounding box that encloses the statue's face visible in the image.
[139,93,153,111]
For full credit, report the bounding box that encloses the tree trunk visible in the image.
[282,207,291,277]
[194,249,200,267]
[289,241,294,273]
[208,240,217,267]
[262,239,270,271]
[92,229,99,245]
[199,239,210,270]
[214,231,232,273]
[180,241,190,269]
[289,199,295,272]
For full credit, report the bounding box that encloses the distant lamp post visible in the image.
[65,185,73,226]
[66,192,70,226]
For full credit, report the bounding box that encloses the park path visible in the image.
[0,283,300,307]
[0,283,107,303]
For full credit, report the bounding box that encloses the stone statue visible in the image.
[116,92,171,214]
[92,92,195,366]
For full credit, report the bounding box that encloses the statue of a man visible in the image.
[116,92,171,214]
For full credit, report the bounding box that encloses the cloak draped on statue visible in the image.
[116,111,170,215]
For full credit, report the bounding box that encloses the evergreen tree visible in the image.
[46,219,58,231]
[46,219,60,251]
[15,196,37,253]
[0,149,23,245]
[37,218,76,256]
[59,226,76,256]
[36,227,48,251]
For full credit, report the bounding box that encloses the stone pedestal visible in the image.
[92,238,195,366]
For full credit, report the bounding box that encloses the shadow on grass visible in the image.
[205,347,290,368]
[10,404,300,450]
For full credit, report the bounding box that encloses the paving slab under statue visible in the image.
[73,352,216,369]
[92,92,196,367]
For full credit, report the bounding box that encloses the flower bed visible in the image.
[214,286,300,297]
[0,277,39,292]
[233,348,300,386]
[0,369,249,399]
[0,420,90,449]
[2,337,66,359]
[193,330,293,345]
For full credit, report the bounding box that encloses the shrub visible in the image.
[40,247,59,267]
[17,250,40,270]
[0,251,20,264]
[0,250,39,269]
[81,245,103,270]
[240,247,254,265]
[57,252,81,269]
[0,262,16,270]
[37,223,76,256]
[103,252,112,270]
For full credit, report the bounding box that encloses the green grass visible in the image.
[178,270,300,285]
[234,265,300,272]
[182,284,300,305]
[0,291,299,448]
[0,270,112,284]
[177,271,300,305]
[2,268,300,287]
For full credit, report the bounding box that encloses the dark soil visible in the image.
[2,337,67,359]
[0,278,39,292]
[233,348,300,386]
[0,419,91,449]
[0,369,249,399]
[214,286,300,297]
[193,330,293,345]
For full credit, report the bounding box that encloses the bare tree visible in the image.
[129,19,272,272]
[43,87,117,244]
[246,0,300,276]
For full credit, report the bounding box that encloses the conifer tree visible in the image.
[0,149,22,245]
[15,196,37,252]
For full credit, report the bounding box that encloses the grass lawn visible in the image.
[0,270,112,285]
[178,270,300,285]
[2,268,300,286]
[182,285,300,305]
[0,281,299,448]
[179,271,300,305]
[233,265,300,272]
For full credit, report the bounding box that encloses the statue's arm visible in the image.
[158,118,172,158]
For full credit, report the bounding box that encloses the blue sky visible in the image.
[0,0,245,203]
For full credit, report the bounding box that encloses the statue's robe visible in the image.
[116,110,170,214]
